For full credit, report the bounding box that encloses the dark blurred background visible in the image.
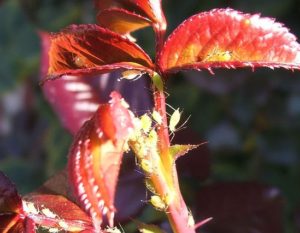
[0,0,300,232]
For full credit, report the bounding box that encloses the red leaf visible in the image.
[159,8,300,73]
[195,182,284,233]
[46,24,154,80]
[95,0,166,32]
[36,166,146,224]
[68,91,135,230]
[127,0,166,31]
[40,31,100,134]
[0,172,94,232]
[40,32,152,135]
[24,218,36,233]
[23,194,93,231]
[97,8,151,35]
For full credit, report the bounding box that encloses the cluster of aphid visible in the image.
[201,48,235,62]
[22,201,85,232]
[128,105,189,213]
[114,79,198,229]
[129,110,162,175]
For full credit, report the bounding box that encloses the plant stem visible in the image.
[152,83,196,233]
[153,90,170,158]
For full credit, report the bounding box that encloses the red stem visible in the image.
[153,90,170,156]
[153,88,195,233]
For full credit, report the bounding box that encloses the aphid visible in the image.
[147,129,158,146]
[22,201,39,215]
[58,220,69,230]
[138,224,164,233]
[140,114,152,134]
[187,209,195,228]
[132,137,148,159]
[163,192,174,206]
[166,104,191,140]
[74,55,87,68]
[119,70,145,81]
[145,178,156,194]
[212,50,233,62]
[48,228,59,233]
[106,226,122,233]
[140,159,153,174]
[202,47,241,62]
[66,225,86,232]
[41,207,57,219]
[221,50,233,61]
[169,109,190,134]
[169,108,181,133]
[152,110,163,125]
[150,195,167,211]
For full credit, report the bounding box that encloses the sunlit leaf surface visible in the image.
[128,0,166,30]
[97,8,151,35]
[36,166,146,224]
[47,24,153,80]
[95,0,166,32]
[68,91,135,230]
[159,8,300,73]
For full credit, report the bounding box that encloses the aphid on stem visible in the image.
[166,104,191,139]
[152,110,163,125]
[187,209,195,228]
[140,159,153,174]
[150,195,167,211]
[147,129,158,146]
[140,114,152,134]
[145,178,156,194]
